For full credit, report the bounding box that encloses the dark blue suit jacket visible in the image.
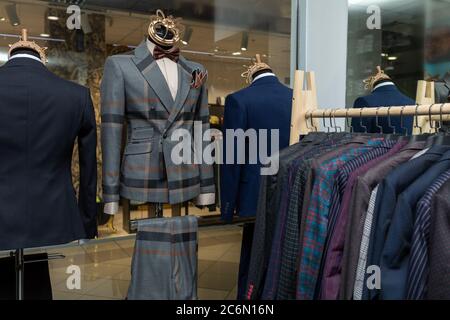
[380,150,450,300]
[351,85,415,135]
[364,145,450,299]
[221,76,292,222]
[0,57,98,250]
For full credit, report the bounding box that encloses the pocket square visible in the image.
[191,69,208,89]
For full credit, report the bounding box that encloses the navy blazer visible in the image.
[0,57,97,250]
[351,84,415,135]
[364,145,450,299]
[221,76,292,222]
[380,150,450,300]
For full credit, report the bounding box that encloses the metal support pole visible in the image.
[15,248,25,300]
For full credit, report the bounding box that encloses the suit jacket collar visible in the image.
[132,40,192,119]
[372,83,398,93]
[2,56,47,71]
[250,75,280,87]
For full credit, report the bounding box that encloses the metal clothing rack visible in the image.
[10,249,65,300]
[290,70,450,144]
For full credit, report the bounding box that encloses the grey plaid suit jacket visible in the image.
[101,40,215,205]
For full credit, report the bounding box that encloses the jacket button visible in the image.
[163,133,168,139]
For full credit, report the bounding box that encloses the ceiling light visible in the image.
[0,17,6,22]
[47,16,59,21]
[388,56,398,61]
[232,51,242,56]
[241,32,249,52]
[181,26,193,46]
[381,53,388,57]
[214,48,219,53]
[5,4,20,27]
[40,33,50,38]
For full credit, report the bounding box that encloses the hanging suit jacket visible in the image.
[427,179,450,299]
[101,40,215,205]
[221,76,292,222]
[435,74,450,103]
[380,150,450,300]
[352,84,415,135]
[0,57,97,250]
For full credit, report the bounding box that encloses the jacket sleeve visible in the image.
[194,76,216,205]
[220,94,247,222]
[78,88,98,239]
[101,57,125,203]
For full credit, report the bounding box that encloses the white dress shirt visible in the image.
[252,72,276,83]
[146,39,179,100]
[9,53,43,63]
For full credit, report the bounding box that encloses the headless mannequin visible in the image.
[9,47,90,244]
[104,26,188,218]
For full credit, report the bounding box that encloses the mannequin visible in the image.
[101,10,215,227]
[221,55,292,299]
[352,66,415,134]
[0,28,97,300]
[103,24,179,218]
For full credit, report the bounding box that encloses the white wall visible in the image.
[295,0,349,112]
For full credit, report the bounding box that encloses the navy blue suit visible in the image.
[0,57,98,250]
[220,76,292,222]
[364,145,450,299]
[220,75,292,300]
[380,150,450,299]
[352,84,415,135]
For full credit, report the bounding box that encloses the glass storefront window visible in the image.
[347,0,450,107]
[0,0,291,237]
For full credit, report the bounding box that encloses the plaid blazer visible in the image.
[101,40,215,205]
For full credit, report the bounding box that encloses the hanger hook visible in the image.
[400,106,407,136]
[322,110,329,133]
[375,107,383,134]
[307,111,312,131]
[428,104,436,134]
[414,104,423,135]
[387,106,396,134]
[346,109,353,133]
[328,110,334,133]
[332,109,341,133]
[439,103,445,132]
[360,108,368,133]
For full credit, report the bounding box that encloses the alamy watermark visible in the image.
[170,122,279,176]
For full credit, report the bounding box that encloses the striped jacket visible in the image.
[101,40,215,205]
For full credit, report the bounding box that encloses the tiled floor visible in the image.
[45,224,243,300]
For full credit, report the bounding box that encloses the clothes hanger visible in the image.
[409,104,431,142]
[345,109,353,133]
[375,107,384,134]
[333,109,343,133]
[303,111,323,142]
[359,108,368,134]
[430,103,450,146]
[384,106,402,141]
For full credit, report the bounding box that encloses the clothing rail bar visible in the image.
[305,103,450,119]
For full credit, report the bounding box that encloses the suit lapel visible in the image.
[132,41,174,114]
[167,62,192,124]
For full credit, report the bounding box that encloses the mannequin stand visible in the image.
[14,249,24,300]
[9,249,65,300]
